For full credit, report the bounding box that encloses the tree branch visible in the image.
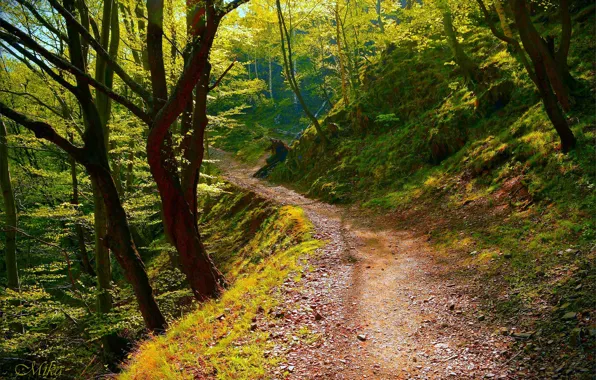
[0,89,64,118]
[208,59,236,91]
[0,101,87,163]
[45,0,152,103]
[475,0,537,84]
[14,0,68,43]
[217,0,250,17]
[0,24,151,124]
[0,35,78,95]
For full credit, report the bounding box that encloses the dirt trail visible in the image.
[213,150,516,379]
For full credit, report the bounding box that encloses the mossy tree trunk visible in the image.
[494,0,513,38]
[91,0,120,317]
[440,3,480,84]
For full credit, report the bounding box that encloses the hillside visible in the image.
[260,6,596,376]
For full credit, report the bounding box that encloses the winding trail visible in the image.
[214,150,516,379]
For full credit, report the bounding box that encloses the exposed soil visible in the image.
[213,150,588,379]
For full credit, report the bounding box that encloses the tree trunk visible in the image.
[126,141,134,193]
[69,136,95,277]
[269,54,274,99]
[63,0,166,330]
[91,179,113,313]
[511,0,576,151]
[376,0,384,33]
[147,142,225,301]
[90,167,167,331]
[441,5,479,83]
[335,1,350,105]
[145,0,226,300]
[494,0,513,38]
[276,0,329,145]
[91,0,120,318]
[0,117,19,290]
[555,0,579,93]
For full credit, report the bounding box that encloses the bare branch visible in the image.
[217,0,250,17]
[209,59,237,91]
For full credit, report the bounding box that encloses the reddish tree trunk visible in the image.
[90,166,167,331]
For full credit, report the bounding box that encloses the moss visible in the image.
[120,186,323,380]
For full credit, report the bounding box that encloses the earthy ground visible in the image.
[213,150,588,380]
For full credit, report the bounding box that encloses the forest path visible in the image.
[213,150,513,379]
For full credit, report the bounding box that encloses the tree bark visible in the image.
[511,0,576,152]
[335,1,350,105]
[276,0,329,145]
[69,134,95,277]
[92,0,120,317]
[90,166,167,331]
[376,0,384,33]
[441,4,479,83]
[63,0,165,330]
[494,0,513,38]
[0,117,19,290]
[146,0,227,300]
[269,54,274,99]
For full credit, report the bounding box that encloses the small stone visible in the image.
[562,312,577,320]
[569,328,582,347]
[357,334,367,341]
[434,343,449,349]
[512,332,533,339]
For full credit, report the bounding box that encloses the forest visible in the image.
[0,0,594,378]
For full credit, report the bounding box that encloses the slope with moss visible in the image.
[119,184,322,379]
[267,8,595,364]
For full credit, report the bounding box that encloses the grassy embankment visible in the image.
[120,185,322,379]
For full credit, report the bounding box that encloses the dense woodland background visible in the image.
[0,0,594,378]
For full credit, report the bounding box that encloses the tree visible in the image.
[508,0,576,151]
[493,0,513,39]
[438,0,479,83]
[0,0,167,332]
[143,0,250,301]
[275,0,329,144]
[0,117,19,290]
[91,0,121,317]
